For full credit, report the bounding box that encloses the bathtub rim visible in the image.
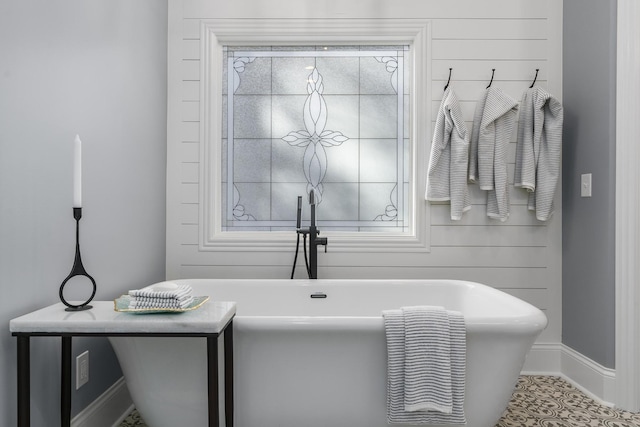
[174,278,549,335]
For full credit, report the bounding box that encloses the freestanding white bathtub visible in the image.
[109,279,547,427]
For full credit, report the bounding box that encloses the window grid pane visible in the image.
[222,46,410,233]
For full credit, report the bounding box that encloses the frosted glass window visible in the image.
[222,46,410,232]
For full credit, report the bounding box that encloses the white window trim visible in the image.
[199,19,431,252]
[615,0,640,411]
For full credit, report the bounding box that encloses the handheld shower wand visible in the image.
[290,196,303,279]
[296,195,302,229]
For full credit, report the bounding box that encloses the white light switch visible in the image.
[581,173,592,197]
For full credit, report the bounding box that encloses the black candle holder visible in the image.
[59,207,96,311]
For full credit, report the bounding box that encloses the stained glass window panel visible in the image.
[222,46,410,232]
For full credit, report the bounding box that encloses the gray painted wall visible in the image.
[0,2,621,424]
[0,1,167,425]
[562,0,617,368]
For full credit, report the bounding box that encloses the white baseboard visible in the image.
[522,342,562,374]
[560,344,616,407]
[71,377,134,427]
[523,343,616,407]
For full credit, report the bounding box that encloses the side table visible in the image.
[10,300,236,427]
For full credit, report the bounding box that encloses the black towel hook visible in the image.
[486,69,495,89]
[444,68,452,91]
[529,69,540,88]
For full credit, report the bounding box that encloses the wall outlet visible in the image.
[76,351,89,390]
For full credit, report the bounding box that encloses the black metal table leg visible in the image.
[61,336,72,427]
[17,335,30,427]
[224,322,234,427]
[207,335,219,427]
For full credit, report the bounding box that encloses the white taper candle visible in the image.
[73,135,82,208]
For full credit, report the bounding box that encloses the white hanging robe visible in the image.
[426,87,471,221]
[515,87,564,221]
[469,87,519,221]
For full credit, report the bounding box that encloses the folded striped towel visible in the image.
[383,306,466,425]
[128,282,194,309]
[128,282,193,299]
[127,295,194,309]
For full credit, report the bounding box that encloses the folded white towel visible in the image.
[128,282,193,299]
[128,295,194,309]
[128,282,194,309]
[383,306,466,425]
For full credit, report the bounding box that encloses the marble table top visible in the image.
[10,300,236,335]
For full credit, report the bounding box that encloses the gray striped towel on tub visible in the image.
[383,306,466,425]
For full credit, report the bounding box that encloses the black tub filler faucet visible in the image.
[290,190,327,279]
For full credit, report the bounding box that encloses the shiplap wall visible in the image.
[167,0,562,343]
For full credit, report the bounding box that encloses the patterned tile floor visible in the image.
[119,375,640,427]
[497,376,640,427]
